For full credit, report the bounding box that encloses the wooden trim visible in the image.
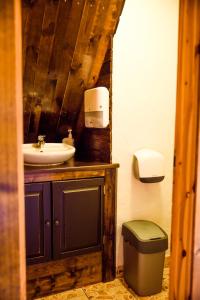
[170,0,200,299]
[25,169,105,183]
[192,5,200,298]
[25,166,117,296]
[24,161,119,173]
[24,162,119,183]
[102,168,117,281]
[0,1,26,299]
[192,112,200,300]
[27,251,102,299]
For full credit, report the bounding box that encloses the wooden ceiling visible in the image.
[22,0,125,145]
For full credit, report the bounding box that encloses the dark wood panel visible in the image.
[23,0,46,96]
[50,0,107,139]
[77,127,111,162]
[25,182,51,264]
[33,0,59,112]
[22,0,125,162]
[48,0,73,78]
[27,251,102,299]
[23,0,46,141]
[51,0,86,114]
[75,44,112,162]
[103,168,117,281]
[22,1,31,73]
[38,0,87,142]
[57,1,124,138]
[25,192,44,259]
[52,178,104,259]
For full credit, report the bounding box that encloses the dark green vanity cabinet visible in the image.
[52,178,104,259]
[25,182,51,265]
[25,178,104,265]
[25,163,118,299]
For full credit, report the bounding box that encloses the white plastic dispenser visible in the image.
[84,87,109,128]
[133,149,165,183]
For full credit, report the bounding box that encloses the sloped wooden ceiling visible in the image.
[22,0,125,161]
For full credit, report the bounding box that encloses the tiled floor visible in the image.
[37,268,169,300]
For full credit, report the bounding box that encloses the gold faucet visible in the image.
[32,135,46,149]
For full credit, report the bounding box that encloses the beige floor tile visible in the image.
[83,268,169,300]
[36,268,169,300]
[36,288,88,300]
[120,278,169,300]
[117,267,169,300]
[83,278,135,299]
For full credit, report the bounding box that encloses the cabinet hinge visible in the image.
[103,185,106,195]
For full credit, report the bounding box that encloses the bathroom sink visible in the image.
[23,143,75,166]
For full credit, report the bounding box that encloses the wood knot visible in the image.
[50,275,56,288]
[56,97,63,108]
[23,0,37,7]
[186,192,190,198]
[34,285,41,296]
[42,22,55,36]
[69,268,76,277]
[182,249,187,257]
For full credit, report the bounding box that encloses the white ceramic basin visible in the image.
[23,143,75,166]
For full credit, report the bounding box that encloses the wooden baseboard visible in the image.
[27,251,102,300]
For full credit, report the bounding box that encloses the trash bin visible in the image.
[122,220,168,296]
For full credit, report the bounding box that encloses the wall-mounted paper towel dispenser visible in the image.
[134,149,165,183]
[84,87,109,128]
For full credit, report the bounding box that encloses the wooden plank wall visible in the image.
[0,1,26,299]
[169,0,200,299]
[22,0,125,162]
[76,44,113,162]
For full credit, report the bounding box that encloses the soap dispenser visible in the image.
[84,87,109,128]
[62,129,74,146]
[133,149,165,183]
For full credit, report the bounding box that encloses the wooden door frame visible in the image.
[169,0,200,299]
[0,1,26,299]
[1,0,200,299]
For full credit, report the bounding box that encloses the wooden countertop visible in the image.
[24,159,119,183]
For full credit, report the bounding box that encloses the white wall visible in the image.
[112,0,179,267]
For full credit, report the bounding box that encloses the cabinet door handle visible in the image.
[54,220,60,226]
[45,220,50,227]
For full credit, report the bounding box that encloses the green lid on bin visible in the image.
[122,220,168,254]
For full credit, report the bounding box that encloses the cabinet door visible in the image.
[25,182,51,264]
[52,178,104,259]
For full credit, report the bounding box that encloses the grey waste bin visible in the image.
[122,220,168,296]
